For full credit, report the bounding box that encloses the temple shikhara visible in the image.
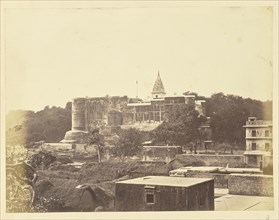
[63,72,211,143]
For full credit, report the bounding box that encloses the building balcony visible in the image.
[243,151,271,156]
[246,137,272,140]
[244,120,272,127]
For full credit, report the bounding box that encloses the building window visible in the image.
[144,185,155,205]
[252,143,256,151]
[265,130,270,137]
[146,193,155,204]
[252,130,256,137]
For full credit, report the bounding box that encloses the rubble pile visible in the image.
[28,151,56,169]
[48,161,79,172]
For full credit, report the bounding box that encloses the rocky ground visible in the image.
[6,146,175,212]
[6,145,248,212]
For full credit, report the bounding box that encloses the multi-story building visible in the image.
[243,117,273,167]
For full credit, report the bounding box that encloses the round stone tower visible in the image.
[72,98,86,131]
[61,98,88,143]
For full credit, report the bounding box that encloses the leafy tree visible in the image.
[82,121,105,164]
[152,103,205,153]
[112,128,143,161]
[6,103,72,147]
[206,93,272,150]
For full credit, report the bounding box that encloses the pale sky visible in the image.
[3,5,274,112]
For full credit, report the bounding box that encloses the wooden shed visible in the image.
[115,176,214,211]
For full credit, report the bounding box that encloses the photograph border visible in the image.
[1,1,278,219]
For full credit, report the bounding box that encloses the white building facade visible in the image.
[243,117,272,167]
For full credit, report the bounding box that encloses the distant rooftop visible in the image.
[116,176,213,187]
[244,151,271,156]
[142,145,181,149]
[244,117,272,127]
[127,102,151,106]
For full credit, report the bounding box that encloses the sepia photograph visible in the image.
[1,1,278,219]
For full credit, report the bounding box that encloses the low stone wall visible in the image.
[185,172,229,188]
[176,154,245,167]
[228,174,273,196]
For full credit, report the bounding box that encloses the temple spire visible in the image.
[152,71,166,99]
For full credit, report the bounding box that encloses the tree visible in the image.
[112,128,143,161]
[205,93,272,150]
[85,128,104,163]
[6,104,72,147]
[152,103,205,153]
[83,121,105,164]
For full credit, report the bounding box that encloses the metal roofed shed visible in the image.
[115,176,214,211]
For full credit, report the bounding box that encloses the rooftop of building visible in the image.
[243,117,272,127]
[214,193,274,211]
[142,145,181,149]
[169,166,263,175]
[244,150,272,156]
[116,175,213,187]
[127,102,151,106]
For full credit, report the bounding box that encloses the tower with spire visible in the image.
[151,71,166,99]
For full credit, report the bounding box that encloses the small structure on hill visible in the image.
[115,176,214,211]
[142,145,182,163]
[243,117,272,168]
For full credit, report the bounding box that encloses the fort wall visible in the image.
[175,154,245,167]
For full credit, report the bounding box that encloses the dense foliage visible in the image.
[82,121,106,163]
[152,103,205,152]
[205,93,272,146]
[6,102,72,146]
[112,128,145,161]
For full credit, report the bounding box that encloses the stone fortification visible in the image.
[62,73,210,143]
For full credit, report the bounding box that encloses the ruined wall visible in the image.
[85,96,128,130]
[85,98,109,129]
[228,174,273,196]
[142,146,182,163]
[176,154,245,167]
[71,95,209,130]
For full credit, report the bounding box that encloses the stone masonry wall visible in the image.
[185,172,229,188]
[228,174,273,196]
[176,154,245,167]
